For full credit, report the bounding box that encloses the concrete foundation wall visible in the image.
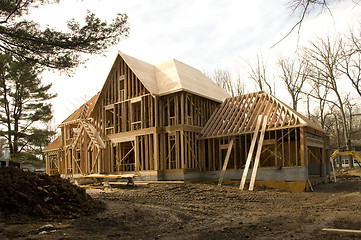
[132,166,310,182]
[197,167,308,182]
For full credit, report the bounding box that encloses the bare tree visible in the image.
[308,72,331,129]
[234,68,247,96]
[339,26,361,97]
[305,35,355,167]
[278,55,309,110]
[245,53,274,95]
[330,107,343,168]
[272,0,332,47]
[208,68,246,97]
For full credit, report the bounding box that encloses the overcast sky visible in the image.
[29,0,361,127]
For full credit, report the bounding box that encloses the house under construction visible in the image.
[44,51,330,191]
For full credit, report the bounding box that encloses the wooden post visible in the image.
[145,135,149,170]
[181,93,184,125]
[176,131,180,169]
[249,116,268,191]
[300,127,307,167]
[181,131,185,169]
[218,138,234,185]
[135,138,140,171]
[153,133,159,171]
[240,115,263,190]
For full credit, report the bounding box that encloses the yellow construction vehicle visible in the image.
[330,149,361,167]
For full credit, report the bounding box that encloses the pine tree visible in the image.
[0,0,129,72]
[0,54,56,159]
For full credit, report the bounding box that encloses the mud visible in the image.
[1,168,361,239]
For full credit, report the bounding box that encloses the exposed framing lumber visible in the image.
[249,115,268,191]
[46,52,329,191]
[218,138,234,186]
[240,115,263,190]
[322,228,361,234]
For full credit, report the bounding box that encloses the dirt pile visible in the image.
[336,168,361,181]
[0,167,103,221]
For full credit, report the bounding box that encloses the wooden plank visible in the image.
[307,178,314,192]
[233,93,255,134]
[249,115,268,191]
[180,92,184,125]
[220,143,231,149]
[181,131,185,169]
[186,132,190,168]
[175,94,179,125]
[246,94,267,132]
[204,98,231,136]
[226,96,245,134]
[140,136,144,170]
[215,98,236,135]
[238,93,260,133]
[160,133,164,170]
[306,137,324,148]
[288,127,291,166]
[149,134,154,170]
[167,97,170,126]
[282,129,285,166]
[295,127,298,165]
[274,130,278,166]
[167,134,171,169]
[263,139,277,145]
[153,133,159,170]
[135,138,140,171]
[110,142,114,172]
[212,139,216,170]
[144,134,149,170]
[322,228,361,234]
[233,136,237,169]
[218,139,234,186]
[239,115,263,190]
[330,158,337,182]
[176,131,180,169]
[300,127,307,166]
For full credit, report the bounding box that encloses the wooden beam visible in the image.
[135,137,140,171]
[249,115,268,191]
[181,131,185,169]
[153,133,159,170]
[322,228,361,234]
[144,134,149,170]
[300,127,307,166]
[240,115,263,190]
[306,137,324,148]
[218,139,234,186]
[262,139,277,145]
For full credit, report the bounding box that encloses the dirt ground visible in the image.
[1,169,361,240]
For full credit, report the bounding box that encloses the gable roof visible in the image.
[120,52,158,94]
[115,51,229,102]
[155,59,230,101]
[59,93,99,127]
[43,136,61,152]
[201,91,325,139]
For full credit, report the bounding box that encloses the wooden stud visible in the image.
[249,115,268,191]
[218,138,234,185]
[240,115,263,190]
[300,127,307,166]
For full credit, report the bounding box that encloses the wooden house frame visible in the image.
[44,52,330,191]
[44,51,228,180]
[199,92,330,191]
